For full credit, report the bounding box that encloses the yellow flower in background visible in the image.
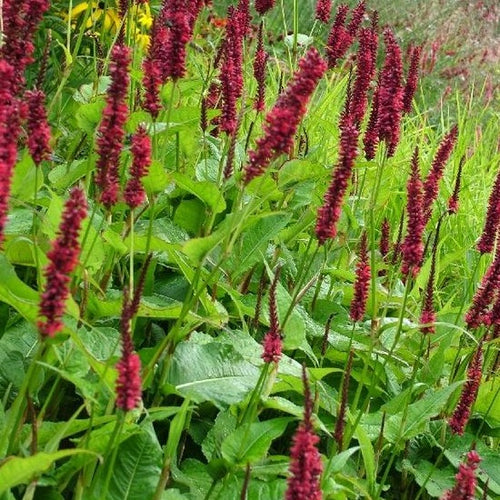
[68,1,152,50]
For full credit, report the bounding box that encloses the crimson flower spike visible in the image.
[350,27,378,126]
[124,126,152,209]
[95,44,131,209]
[244,48,326,184]
[315,0,332,23]
[253,22,268,112]
[464,248,500,329]
[325,4,351,69]
[38,187,87,338]
[422,125,459,224]
[380,218,390,259]
[441,450,481,500]
[0,61,21,247]
[285,365,323,500]
[477,161,500,254]
[350,232,371,322]
[377,29,404,157]
[449,342,483,435]
[401,147,425,277]
[315,107,359,244]
[25,89,51,166]
[116,287,142,412]
[346,1,366,37]
[420,222,440,334]
[255,0,275,15]
[262,267,282,364]
[236,0,251,35]
[220,6,245,135]
[363,77,380,160]
[402,45,422,114]
[448,155,465,214]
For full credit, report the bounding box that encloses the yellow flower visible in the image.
[135,3,153,30]
[69,2,120,32]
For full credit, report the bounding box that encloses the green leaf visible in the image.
[278,159,326,188]
[475,377,500,428]
[167,341,260,409]
[171,172,226,214]
[202,409,237,462]
[221,417,292,466]
[0,450,95,493]
[48,159,93,190]
[75,99,106,135]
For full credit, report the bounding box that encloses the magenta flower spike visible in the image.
[262,267,282,364]
[441,450,481,500]
[350,232,371,322]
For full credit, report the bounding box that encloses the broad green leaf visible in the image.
[75,99,106,135]
[475,377,500,428]
[92,430,162,500]
[0,450,95,493]
[221,417,292,465]
[171,172,226,214]
[278,159,326,187]
[402,459,455,498]
[10,152,41,201]
[168,341,260,409]
[202,409,237,461]
[48,159,93,190]
[353,424,376,494]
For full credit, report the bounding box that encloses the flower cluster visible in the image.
[350,232,371,322]
[422,125,459,223]
[315,0,332,23]
[253,23,268,112]
[244,47,326,183]
[25,89,51,166]
[315,113,359,244]
[124,126,152,209]
[477,162,500,253]
[363,80,380,160]
[38,187,88,337]
[285,366,323,500]
[401,148,425,276]
[448,156,465,214]
[255,0,275,15]
[377,29,404,157]
[95,44,131,209]
[402,45,422,114]
[449,344,483,435]
[261,267,282,364]
[420,228,439,334]
[441,450,481,500]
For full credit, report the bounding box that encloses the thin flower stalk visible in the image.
[420,224,440,334]
[285,365,323,500]
[449,343,483,435]
[441,450,481,500]
[244,47,326,183]
[38,187,88,337]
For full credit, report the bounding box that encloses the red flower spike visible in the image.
[449,344,483,436]
[262,267,282,364]
[253,22,268,112]
[244,48,326,184]
[350,27,378,125]
[95,44,131,209]
[448,155,465,214]
[477,162,500,254]
[0,61,21,247]
[116,288,142,412]
[377,29,404,157]
[285,366,323,500]
[38,187,87,338]
[465,251,500,329]
[315,0,332,23]
[422,125,459,224]
[402,45,422,114]
[363,79,380,160]
[326,4,352,69]
[401,148,425,277]
[255,0,275,15]
[350,232,371,322]
[315,113,359,244]
[346,1,366,37]
[236,0,251,35]
[420,227,439,334]
[380,218,390,258]
[441,450,481,500]
[25,89,51,166]
[124,126,152,209]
